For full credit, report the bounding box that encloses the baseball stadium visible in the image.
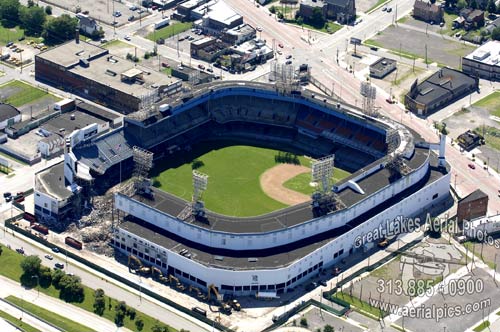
[60,81,451,297]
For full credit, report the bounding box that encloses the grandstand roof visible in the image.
[35,161,73,200]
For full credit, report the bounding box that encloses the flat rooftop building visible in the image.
[462,41,500,81]
[404,67,478,116]
[35,40,182,114]
[369,57,397,79]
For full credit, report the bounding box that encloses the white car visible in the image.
[256,26,263,32]
[45,254,53,260]
[124,35,131,41]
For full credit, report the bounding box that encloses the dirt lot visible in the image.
[368,25,476,68]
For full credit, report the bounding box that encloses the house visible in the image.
[76,13,99,35]
[457,130,483,151]
[463,9,484,30]
[452,16,465,29]
[413,0,443,23]
[299,0,355,24]
[484,16,500,34]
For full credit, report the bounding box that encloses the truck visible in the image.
[33,224,49,235]
[154,18,170,30]
[53,99,75,112]
[65,236,83,250]
[23,211,37,223]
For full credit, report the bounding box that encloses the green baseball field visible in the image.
[152,143,351,217]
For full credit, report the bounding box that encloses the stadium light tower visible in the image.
[360,80,377,117]
[192,170,208,218]
[311,155,335,194]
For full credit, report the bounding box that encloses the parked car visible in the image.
[286,54,292,59]
[3,192,11,198]
[386,7,392,12]
[16,248,24,255]
[198,64,205,70]
[52,247,60,253]
[6,41,13,47]
[256,26,262,32]
[124,35,131,41]
[54,262,64,269]
[128,15,135,21]
[319,280,327,287]
[285,60,292,65]
[382,6,387,11]
[45,254,53,260]
[468,163,476,169]
[161,62,170,68]
[129,5,137,10]
[278,43,283,48]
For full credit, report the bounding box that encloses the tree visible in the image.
[93,289,106,316]
[269,6,276,13]
[127,307,136,320]
[492,26,500,40]
[20,255,41,276]
[300,317,308,327]
[310,7,325,28]
[19,6,46,36]
[487,0,496,13]
[42,14,78,45]
[38,266,52,288]
[457,0,467,9]
[0,245,3,256]
[0,0,21,27]
[27,0,35,7]
[45,5,52,15]
[135,318,144,331]
[430,0,436,3]
[324,325,334,332]
[470,0,478,9]
[51,268,65,288]
[151,324,168,332]
[59,274,84,302]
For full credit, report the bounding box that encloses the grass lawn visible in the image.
[473,320,490,332]
[363,39,384,49]
[333,292,388,318]
[0,309,41,332]
[474,126,500,152]
[161,67,172,76]
[152,143,319,216]
[392,66,425,87]
[0,24,25,45]
[0,247,174,332]
[0,80,50,107]
[441,12,459,36]
[6,296,95,332]
[285,19,342,34]
[463,241,496,269]
[283,167,351,195]
[473,91,500,117]
[101,39,133,49]
[146,22,193,41]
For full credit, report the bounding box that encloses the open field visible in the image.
[0,247,175,332]
[6,296,95,332]
[475,126,500,151]
[0,80,51,107]
[0,308,41,332]
[0,24,25,45]
[153,143,303,216]
[283,167,351,195]
[146,22,193,41]
[473,91,500,117]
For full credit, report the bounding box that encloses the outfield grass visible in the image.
[0,309,41,332]
[0,80,51,107]
[0,24,25,45]
[153,143,320,216]
[473,91,500,117]
[283,167,351,195]
[6,296,95,332]
[0,247,174,332]
[146,22,193,41]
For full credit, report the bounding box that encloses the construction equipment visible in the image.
[229,299,241,311]
[127,255,142,272]
[152,267,163,280]
[168,274,185,291]
[189,285,207,300]
[219,303,232,315]
[207,284,222,303]
[138,266,151,275]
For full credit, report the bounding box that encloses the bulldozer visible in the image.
[168,274,185,291]
[229,299,241,311]
[189,285,207,301]
[152,267,163,280]
[127,255,142,272]
[138,266,151,276]
[220,303,232,315]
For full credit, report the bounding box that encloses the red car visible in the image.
[468,163,476,170]
[161,62,170,68]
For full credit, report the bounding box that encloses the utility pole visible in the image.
[425,44,428,68]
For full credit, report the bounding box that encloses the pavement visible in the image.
[0,215,214,332]
[0,276,131,332]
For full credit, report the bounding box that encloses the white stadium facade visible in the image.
[53,81,450,296]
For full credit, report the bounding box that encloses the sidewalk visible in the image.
[0,298,60,332]
[0,275,132,332]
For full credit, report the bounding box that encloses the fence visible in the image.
[4,220,232,332]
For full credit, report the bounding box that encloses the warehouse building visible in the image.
[404,67,478,116]
[462,41,500,81]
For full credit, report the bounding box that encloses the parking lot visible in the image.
[367,24,476,68]
[0,40,41,68]
[44,0,150,26]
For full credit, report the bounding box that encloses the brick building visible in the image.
[457,189,488,222]
[413,0,444,23]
